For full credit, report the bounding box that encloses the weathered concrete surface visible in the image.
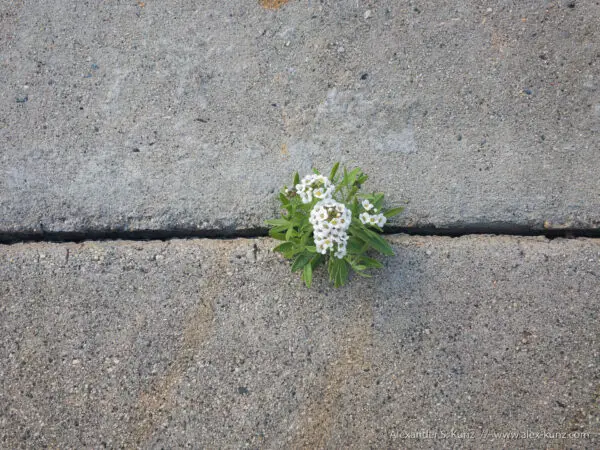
[1,235,599,448]
[1,1,599,236]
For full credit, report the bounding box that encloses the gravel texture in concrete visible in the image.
[1,1,599,236]
[1,235,599,448]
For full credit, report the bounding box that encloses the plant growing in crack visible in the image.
[266,163,404,287]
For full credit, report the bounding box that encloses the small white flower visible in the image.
[362,199,373,211]
[359,212,370,225]
[310,198,352,258]
[297,174,334,204]
[334,247,347,259]
[376,214,387,227]
[298,188,313,203]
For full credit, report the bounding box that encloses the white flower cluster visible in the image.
[295,174,334,204]
[359,199,387,228]
[309,198,351,259]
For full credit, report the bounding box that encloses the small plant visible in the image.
[266,163,404,287]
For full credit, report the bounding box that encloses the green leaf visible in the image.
[291,252,313,272]
[357,173,368,185]
[274,241,303,257]
[328,257,350,288]
[346,185,358,202]
[265,218,290,227]
[285,226,295,241]
[302,262,313,288]
[313,254,325,268]
[336,259,349,287]
[359,256,384,269]
[329,162,340,181]
[384,207,404,218]
[346,236,365,254]
[349,197,360,219]
[293,172,300,186]
[279,193,290,205]
[273,242,294,254]
[268,226,288,240]
[347,254,379,273]
[347,168,359,186]
[300,230,311,244]
[353,270,372,278]
[372,193,385,209]
[350,225,394,256]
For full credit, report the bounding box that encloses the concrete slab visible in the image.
[1,1,599,236]
[1,235,599,448]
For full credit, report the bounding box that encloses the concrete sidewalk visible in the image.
[1,235,599,448]
[1,1,599,448]
[1,1,599,236]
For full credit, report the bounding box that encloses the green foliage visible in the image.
[267,163,403,287]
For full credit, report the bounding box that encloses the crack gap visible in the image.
[0,225,599,245]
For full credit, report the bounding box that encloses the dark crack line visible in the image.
[1,225,599,245]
